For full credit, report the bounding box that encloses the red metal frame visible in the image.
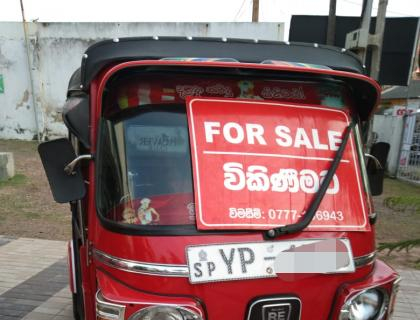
[72,60,398,320]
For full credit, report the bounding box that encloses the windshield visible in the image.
[97,106,195,226]
[97,70,360,231]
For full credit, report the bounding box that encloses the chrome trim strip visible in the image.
[96,290,126,320]
[93,249,189,277]
[94,248,375,277]
[354,252,376,268]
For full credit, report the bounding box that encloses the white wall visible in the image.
[372,114,404,176]
[0,22,284,140]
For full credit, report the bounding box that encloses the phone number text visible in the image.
[228,207,344,221]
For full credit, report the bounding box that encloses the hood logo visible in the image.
[199,250,207,261]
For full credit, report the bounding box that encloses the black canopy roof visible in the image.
[64,37,379,149]
[70,37,365,92]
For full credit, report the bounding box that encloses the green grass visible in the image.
[24,212,41,219]
[384,196,420,214]
[377,178,420,267]
[383,177,420,196]
[382,178,420,214]
[0,174,27,188]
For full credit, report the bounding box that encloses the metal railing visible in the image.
[397,111,420,184]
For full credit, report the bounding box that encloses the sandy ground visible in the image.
[0,140,70,240]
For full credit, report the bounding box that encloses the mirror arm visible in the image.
[364,153,383,169]
[64,154,93,175]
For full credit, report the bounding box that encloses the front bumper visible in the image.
[95,259,399,320]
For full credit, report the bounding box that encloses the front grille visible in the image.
[246,297,301,320]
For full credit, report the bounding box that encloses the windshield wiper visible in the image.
[264,119,356,240]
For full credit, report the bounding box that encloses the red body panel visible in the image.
[91,226,378,319]
[76,60,398,320]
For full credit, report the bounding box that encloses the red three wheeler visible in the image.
[38,37,400,320]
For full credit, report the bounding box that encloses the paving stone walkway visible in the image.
[0,235,419,320]
[0,236,71,320]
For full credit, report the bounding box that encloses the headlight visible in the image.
[339,288,389,320]
[129,306,202,320]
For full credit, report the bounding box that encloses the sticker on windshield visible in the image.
[126,125,188,154]
[186,97,369,231]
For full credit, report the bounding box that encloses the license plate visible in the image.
[186,238,354,283]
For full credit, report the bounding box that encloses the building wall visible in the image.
[0,22,284,140]
[373,99,420,176]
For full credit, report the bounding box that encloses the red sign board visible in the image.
[187,97,370,231]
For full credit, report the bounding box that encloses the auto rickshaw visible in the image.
[38,37,400,320]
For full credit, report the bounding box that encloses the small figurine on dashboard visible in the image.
[137,198,160,225]
[122,207,140,224]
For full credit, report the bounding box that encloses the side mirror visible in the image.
[38,138,87,203]
[366,142,390,196]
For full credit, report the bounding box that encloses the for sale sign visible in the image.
[187,97,369,231]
